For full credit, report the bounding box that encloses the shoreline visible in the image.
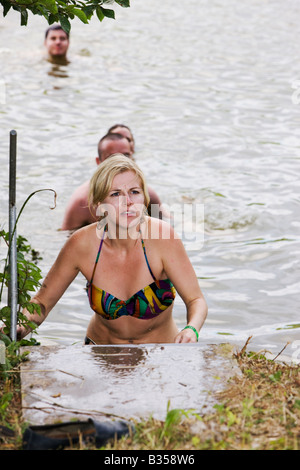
[1,340,299,450]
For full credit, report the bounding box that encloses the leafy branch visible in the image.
[0,0,130,32]
[0,189,56,351]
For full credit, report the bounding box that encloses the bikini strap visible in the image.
[141,237,156,282]
[89,228,106,286]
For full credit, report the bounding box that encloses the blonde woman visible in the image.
[18,155,207,344]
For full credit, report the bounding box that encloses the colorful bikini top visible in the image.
[86,231,176,320]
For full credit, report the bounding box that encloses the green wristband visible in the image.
[182,325,199,341]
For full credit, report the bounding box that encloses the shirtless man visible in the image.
[61,133,164,231]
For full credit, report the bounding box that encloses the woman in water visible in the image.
[18,154,207,344]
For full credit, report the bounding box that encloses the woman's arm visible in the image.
[160,225,208,343]
[17,232,82,339]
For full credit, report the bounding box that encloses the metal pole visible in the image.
[8,130,18,341]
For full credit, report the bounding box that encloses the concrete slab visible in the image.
[20,343,241,425]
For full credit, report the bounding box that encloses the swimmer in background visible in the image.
[61,130,168,231]
[44,24,70,66]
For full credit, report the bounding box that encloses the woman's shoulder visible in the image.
[65,223,99,251]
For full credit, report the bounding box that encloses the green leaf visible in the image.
[96,6,104,21]
[99,7,115,19]
[115,0,130,7]
[48,13,57,24]
[13,0,35,4]
[58,14,71,34]
[81,6,94,20]
[2,0,12,16]
[20,8,28,26]
[72,7,88,23]
[0,306,11,321]
[26,320,39,330]
[39,0,58,14]
[0,333,11,347]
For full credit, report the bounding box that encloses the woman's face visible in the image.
[101,171,145,230]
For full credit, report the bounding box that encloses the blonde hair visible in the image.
[89,153,150,211]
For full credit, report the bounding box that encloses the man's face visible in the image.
[45,30,69,57]
[97,139,133,164]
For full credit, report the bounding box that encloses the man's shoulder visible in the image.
[70,180,89,202]
[61,180,94,230]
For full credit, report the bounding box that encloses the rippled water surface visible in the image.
[1,0,300,359]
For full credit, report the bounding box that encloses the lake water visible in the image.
[1,0,300,361]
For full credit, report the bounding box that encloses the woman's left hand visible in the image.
[174,327,198,343]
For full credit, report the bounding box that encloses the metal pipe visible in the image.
[8,130,18,342]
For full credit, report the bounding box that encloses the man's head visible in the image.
[96,133,134,165]
[44,25,69,59]
[108,124,135,153]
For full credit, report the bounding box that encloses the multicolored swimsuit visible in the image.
[86,232,176,320]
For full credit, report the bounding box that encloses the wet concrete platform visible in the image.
[20,343,241,425]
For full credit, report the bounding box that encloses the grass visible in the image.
[103,349,300,451]
[0,341,299,450]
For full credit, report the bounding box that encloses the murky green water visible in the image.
[1,0,300,359]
